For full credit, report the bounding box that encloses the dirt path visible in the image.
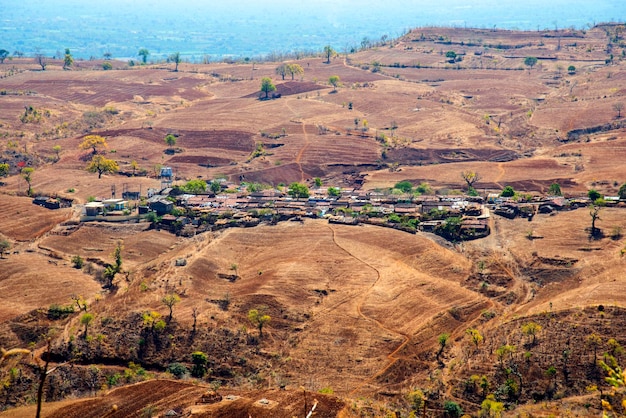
[284,98,310,182]
[494,162,505,188]
[323,225,412,395]
[295,122,310,182]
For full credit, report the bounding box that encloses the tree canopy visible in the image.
[288,182,310,199]
[86,155,119,178]
[184,179,207,194]
[260,77,276,99]
[524,56,538,70]
[328,75,340,91]
[248,308,271,338]
[138,48,150,64]
[0,49,9,64]
[80,135,108,154]
[63,48,73,70]
[164,133,177,147]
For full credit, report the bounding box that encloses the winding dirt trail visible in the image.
[284,97,310,182]
[323,225,412,396]
[295,122,310,182]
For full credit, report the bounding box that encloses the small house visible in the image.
[102,198,128,211]
[85,201,105,216]
[148,197,174,215]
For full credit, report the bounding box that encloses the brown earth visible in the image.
[1,24,626,417]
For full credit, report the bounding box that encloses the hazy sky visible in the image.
[1,0,624,58]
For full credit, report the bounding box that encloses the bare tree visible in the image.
[614,102,624,118]
[461,170,481,191]
[34,49,48,71]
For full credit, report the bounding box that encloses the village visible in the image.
[31,166,619,242]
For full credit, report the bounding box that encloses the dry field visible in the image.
[1,24,626,416]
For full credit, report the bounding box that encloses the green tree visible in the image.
[567,65,576,74]
[496,344,516,368]
[0,49,9,64]
[210,180,221,194]
[169,52,181,72]
[164,133,177,148]
[501,185,515,197]
[0,240,10,259]
[63,48,73,70]
[437,333,450,363]
[87,155,119,179]
[288,182,310,199]
[161,293,181,322]
[618,183,626,200]
[466,328,483,349]
[80,134,108,154]
[481,394,504,417]
[52,145,62,162]
[260,77,276,99]
[394,180,413,193]
[248,308,271,338]
[167,362,189,379]
[102,62,113,70]
[314,177,322,187]
[445,51,457,62]
[21,167,34,196]
[102,241,123,288]
[443,400,463,418]
[524,56,538,72]
[80,313,94,339]
[288,63,304,80]
[143,311,166,334]
[328,187,341,197]
[138,48,150,64]
[328,75,340,91]
[406,388,424,412]
[0,163,9,178]
[71,255,84,269]
[323,45,335,63]
[521,322,542,346]
[191,351,208,378]
[588,189,602,201]
[184,179,207,194]
[549,182,562,196]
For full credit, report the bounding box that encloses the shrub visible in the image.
[167,362,189,379]
[191,351,208,378]
[71,255,84,269]
[47,304,75,320]
[443,400,463,418]
[501,185,515,197]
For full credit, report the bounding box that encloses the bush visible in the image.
[501,185,515,197]
[48,304,75,320]
[191,351,208,378]
[71,255,84,269]
[443,400,463,417]
[394,180,413,193]
[167,362,189,379]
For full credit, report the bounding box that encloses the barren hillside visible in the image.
[1,24,626,417]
